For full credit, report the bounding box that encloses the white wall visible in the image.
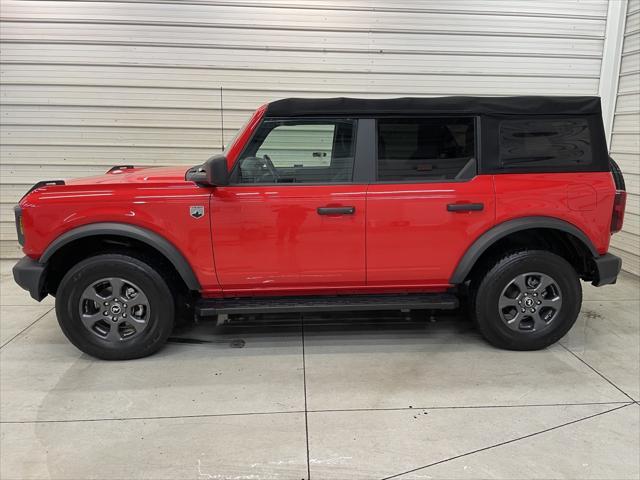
[610,0,640,276]
[0,0,624,265]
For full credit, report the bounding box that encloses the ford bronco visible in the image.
[13,96,626,360]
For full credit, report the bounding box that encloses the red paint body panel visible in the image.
[493,172,615,255]
[209,185,366,295]
[367,176,496,285]
[19,168,221,293]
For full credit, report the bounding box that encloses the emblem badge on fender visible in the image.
[190,206,204,219]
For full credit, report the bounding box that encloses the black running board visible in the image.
[196,293,458,316]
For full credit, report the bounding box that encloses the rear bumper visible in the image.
[591,253,622,287]
[12,256,47,301]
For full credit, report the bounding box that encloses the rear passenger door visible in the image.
[366,117,496,286]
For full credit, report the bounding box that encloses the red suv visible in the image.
[13,96,626,360]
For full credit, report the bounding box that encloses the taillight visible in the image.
[14,205,24,246]
[611,190,627,234]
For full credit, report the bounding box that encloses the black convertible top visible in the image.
[265,96,601,118]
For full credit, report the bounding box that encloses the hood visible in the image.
[65,166,190,186]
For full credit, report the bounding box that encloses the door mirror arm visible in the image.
[185,155,229,187]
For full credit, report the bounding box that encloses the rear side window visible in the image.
[234,119,356,184]
[499,118,592,168]
[377,117,475,182]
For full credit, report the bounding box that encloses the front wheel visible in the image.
[473,250,582,350]
[56,254,175,360]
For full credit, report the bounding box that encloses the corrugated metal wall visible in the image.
[610,0,640,276]
[0,0,616,261]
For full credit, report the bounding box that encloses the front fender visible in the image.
[40,222,201,291]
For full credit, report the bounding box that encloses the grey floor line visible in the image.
[308,400,632,414]
[0,307,53,349]
[380,402,635,480]
[559,342,637,402]
[0,302,55,307]
[2,401,632,425]
[1,409,305,424]
[582,299,640,302]
[301,315,312,480]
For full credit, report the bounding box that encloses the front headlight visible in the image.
[14,206,24,246]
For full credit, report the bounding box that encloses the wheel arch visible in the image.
[41,222,201,292]
[450,217,598,285]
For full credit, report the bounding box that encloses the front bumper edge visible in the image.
[12,256,47,301]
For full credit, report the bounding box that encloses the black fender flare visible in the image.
[449,216,598,284]
[40,222,201,290]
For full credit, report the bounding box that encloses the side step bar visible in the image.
[196,293,458,317]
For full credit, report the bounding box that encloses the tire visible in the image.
[55,254,175,360]
[473,250,582,351]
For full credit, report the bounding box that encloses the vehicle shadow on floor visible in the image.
[167,310,479,351]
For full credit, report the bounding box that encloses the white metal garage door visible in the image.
[0,0,614,262]
[610,0,640,276]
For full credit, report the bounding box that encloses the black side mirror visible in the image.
[185,154,229,186]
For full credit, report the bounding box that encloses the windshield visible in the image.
[185,113,252,182]
[224,115,251,153]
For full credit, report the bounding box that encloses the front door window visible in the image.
[233,119,357,184]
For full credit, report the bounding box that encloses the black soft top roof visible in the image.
[265,96,601,118]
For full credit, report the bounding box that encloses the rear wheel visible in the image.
[56,254,175,360]
[473,250,581,350]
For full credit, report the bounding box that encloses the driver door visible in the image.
[210,118,367,294]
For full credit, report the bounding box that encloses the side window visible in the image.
[499,118,592,168]
[377,117,475,182]
[234,119,356,184]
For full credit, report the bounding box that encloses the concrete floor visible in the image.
[0,260,638,480]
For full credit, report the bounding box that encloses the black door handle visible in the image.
[317,206,355,215]
[447,203,484,212]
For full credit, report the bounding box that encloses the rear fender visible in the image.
[450,216,598,284]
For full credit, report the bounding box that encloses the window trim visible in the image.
[372,115,480,184]
[228,116,362,186]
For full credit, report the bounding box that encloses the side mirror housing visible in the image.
[185,155,229,186]
[204,155,229,186]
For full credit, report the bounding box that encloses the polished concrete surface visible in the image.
[1,260,638,479]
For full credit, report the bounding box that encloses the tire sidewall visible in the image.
[475,251,582,350]
[56,254,175,360]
